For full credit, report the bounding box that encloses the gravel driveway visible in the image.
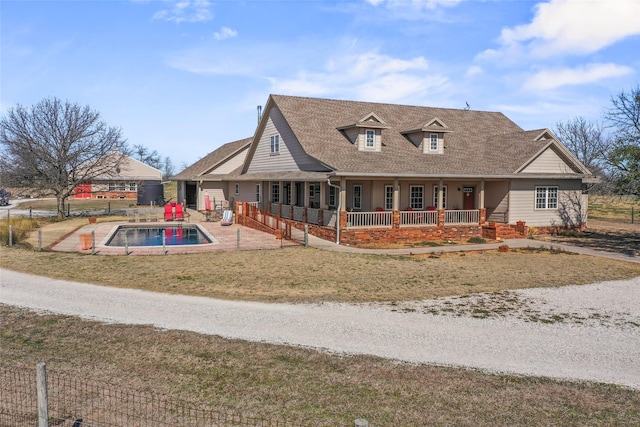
[1,269,639,389]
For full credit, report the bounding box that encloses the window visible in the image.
[329,186,337,207]
[256,184,261,203]
[234,183,239,196]
[430,134,438,151]
[271,183,280,203]
[353,185,362,210]
[384,185,394,210]
[410,185,424,210]
[535,186,558,209]
[108,182,116,191]
[433,185,447,209]
[309,184,316,198]
[270,135,280,154]
[365,129,375,149]
[118,182,126,191]
[129,182,137,192]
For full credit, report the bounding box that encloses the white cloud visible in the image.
[269,51,449,104]
[523,63,633,91]
[213,27,237,41]
[491,0,640,59]
[153,0,213,23]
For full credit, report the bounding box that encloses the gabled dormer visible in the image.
[337,112,390,152]
[400,117,451,154]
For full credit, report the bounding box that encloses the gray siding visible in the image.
[508,179,583,226]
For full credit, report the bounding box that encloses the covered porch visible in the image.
[235,176,526,245]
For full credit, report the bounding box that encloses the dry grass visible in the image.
[2,216,640,425]
[2,245,639,303]
[2,305,639,426]
[589,194,640,223]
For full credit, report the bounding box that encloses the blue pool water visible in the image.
[106,225,213,247]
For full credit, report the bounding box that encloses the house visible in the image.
[180,95,594,244]
[72,153,162,200]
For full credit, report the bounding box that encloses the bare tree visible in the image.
[162,156,175,180]
[554,117,610,170]
[0,97,129,218]
[133,144,162,170]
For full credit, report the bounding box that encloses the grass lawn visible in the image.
[1,209,640,425]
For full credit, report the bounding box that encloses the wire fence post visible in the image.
[36,363,49,427]
[236,229,240,250]
[124,231,129,256]
[91,231,96,255]
[304,224,309,247]
[632,207,635,224]
[9,224,13,246]
[162,229,166,255]
[38,229,43,251]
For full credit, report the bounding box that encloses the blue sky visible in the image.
[2,0,639,170]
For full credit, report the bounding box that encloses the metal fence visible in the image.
[1,365,370,427]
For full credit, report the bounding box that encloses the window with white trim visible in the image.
[129,182,137,192]
[384,185,394,210]
[108,182,115,191]
[430,134,438,151]
[118,182,126,191]
[535,186,558,209]
[256,184,261,203]
[329,186,337,207]
[271,183,280,203]
[353,185,362,210]
[433,185,447,209]
[365,129,375,149]
[270,135,280,154]
[309,184,315,198]
[234,183,239,196]
[410,185,424,210]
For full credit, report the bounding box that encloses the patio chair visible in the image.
[220,210,233,226]
[164,204,174,221]
[175,203,185,221]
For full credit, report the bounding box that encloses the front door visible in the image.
[463,187,475,210]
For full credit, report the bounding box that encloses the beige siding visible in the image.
[207,149,247,175]
[199,183,227,210]
[422,133,444,155]
[247,106,321,173]
[521,147,579,174]
[508,179,583,226]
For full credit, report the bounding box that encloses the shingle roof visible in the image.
[173,137,252,180]
[269,95,575,176]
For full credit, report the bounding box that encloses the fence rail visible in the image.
[346,212,392,229]
[444,209,479,225]
[399,210,437,227]
[0,365,371,427]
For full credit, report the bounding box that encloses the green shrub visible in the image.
[0,218,40,246]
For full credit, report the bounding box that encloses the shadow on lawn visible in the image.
[549,230,640,257]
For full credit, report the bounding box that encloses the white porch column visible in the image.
[480,180,485,208]
[278,181,283,203]
[339,177,347,211]
[304,181,310,207]
[393,178,400,211]
[438,178,444,209]
[290,180,296,206]
[319,181,326,208]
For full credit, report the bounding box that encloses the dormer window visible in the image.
[365,129,375,149]
[429,134,438,151]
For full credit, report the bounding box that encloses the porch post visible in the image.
[438,178,444,227]
[480,180,485,208]
[393,178,400,211]
[290,180,296,206]
[304,181,310,207]
[339,177,347,212]
[319,181,326,208]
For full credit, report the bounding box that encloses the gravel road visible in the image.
[1,268,639,389]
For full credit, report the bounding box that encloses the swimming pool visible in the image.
[105,224,216,247]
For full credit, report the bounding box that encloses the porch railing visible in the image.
[444,209,479,224]
[307,208,319,225]
[399,210,438,227]
[293,206,305,222]
[346,211,392,229]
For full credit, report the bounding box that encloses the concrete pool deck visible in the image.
[51,210,300,255]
